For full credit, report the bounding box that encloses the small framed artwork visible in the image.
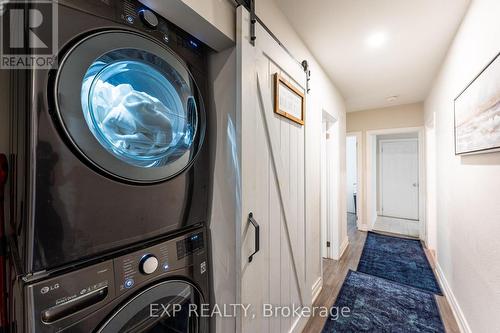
[454,51,500,155]
[274,73,305,125]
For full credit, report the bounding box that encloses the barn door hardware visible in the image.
[249,0,256,45]
[302,60,311,93]
[235,0,312,92]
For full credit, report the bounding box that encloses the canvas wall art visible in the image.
[455,52,500,155]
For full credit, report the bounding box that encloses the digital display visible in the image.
[176,233,204,259]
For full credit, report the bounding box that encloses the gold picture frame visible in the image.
[273,73,305,125]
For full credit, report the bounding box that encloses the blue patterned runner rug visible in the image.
[322,270,445,332]
[357,232,442,295]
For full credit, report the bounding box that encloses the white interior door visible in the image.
[321,123,328,258]
[346,136,357,214]
[237,7,307,333]
[380,139,419,220]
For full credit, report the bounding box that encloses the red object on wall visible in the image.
[0,153,8,330]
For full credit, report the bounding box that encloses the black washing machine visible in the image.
[20,227,210,332]
[6,0,212,274]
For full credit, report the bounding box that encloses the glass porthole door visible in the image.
[55,31,205,183]
[96,281,207,333]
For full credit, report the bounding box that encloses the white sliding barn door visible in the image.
[236,7,307,333]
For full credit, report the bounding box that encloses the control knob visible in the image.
[139,254,158,275]
[139,9,159,29]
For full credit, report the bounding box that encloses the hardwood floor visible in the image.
[302,213,460,333]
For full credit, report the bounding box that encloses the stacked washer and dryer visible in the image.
[5,0,212,332]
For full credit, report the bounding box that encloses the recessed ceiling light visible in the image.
[386,95,398,102]
[366,32,388,48]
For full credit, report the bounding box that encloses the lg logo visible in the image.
[0,0,58,69]
[40,283,59,294]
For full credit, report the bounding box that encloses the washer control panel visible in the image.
[26,261,115,332]
[114,229,206,295]
[26,227,207,332]
[176,232,204,259]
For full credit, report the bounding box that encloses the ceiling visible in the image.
[274,0,470,111]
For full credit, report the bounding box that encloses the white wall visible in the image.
[346,136,357,214]
[424,0,500,331]
[255,0,347,302]
[177,0,235,40]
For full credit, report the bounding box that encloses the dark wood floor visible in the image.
[302,213,460,333]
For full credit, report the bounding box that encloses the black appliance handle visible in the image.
[248,213,260,263]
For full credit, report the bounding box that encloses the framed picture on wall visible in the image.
[454,51,500,155]
[274,73,305,125]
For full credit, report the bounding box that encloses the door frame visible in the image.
[365,127,426,239]
[321,111,337,259]
[379,138,419,220]
[425,113,437,252]
[346,131,363,229]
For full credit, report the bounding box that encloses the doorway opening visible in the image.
[320,111,346,260]
[366,127,425,238]
[346,132,362,233]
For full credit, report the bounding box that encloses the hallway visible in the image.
[0,0,499,332]
[303,214,460,332]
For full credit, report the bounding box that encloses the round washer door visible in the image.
[55,30,205,183]
[96,280,207,333]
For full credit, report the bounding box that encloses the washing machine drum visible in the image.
[55,30,205,183]
[97,280,206,332]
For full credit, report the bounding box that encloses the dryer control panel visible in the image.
[58,0,208,73]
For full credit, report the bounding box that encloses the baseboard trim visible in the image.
[358,224,370,232]
[434,262,472,333]
[290,314,309,333]
[311,277,323,303]
[290,278,323,333]
[337,238,349,260]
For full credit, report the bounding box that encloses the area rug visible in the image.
[357,232,442,295]
[322,270,445,333]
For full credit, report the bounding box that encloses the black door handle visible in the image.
[248,213,260,263]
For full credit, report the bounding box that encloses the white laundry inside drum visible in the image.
[81,59,196,168]
[92,81,174,155]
